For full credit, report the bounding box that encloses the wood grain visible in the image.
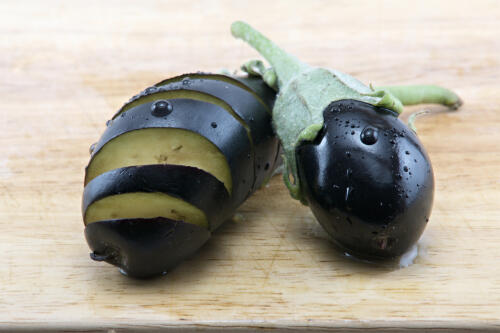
[1,0,499,331]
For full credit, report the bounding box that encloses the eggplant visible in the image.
[231,22,462,261]
[83,73,279,277]
[295,100,434,259]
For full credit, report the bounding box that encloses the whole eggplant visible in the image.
[231,21,461,260]
[296,100,434,259]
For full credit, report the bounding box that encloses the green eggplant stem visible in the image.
[231,21,309,88]
[376,85,463,109]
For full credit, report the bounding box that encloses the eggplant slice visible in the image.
[85,128,233,193]
[156,73,272,113]
[83,165,231,230]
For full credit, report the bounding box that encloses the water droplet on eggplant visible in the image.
[151,100,173,117]
[145,86,157,94]
[360,127,378,145]
[89,143,96,154]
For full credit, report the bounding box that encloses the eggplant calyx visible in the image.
[241,60,277,90]
[363,86,404,114]
[231,21,403,200]
[282,156,306,204]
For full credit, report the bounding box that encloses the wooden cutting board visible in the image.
[1,0,499,331]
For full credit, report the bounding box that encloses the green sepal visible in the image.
[282,155,308,205]
[364,85,404,114]
[298,123,324,142]
[241,60,278,90]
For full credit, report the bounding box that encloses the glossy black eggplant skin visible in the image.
[85,217,210,278]
[296,100,434,260]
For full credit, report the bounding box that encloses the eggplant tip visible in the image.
[90,252,110,262]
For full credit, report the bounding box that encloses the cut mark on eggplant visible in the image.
[155,73,271,114]
[84,192,208,228]
[85,128,232,193]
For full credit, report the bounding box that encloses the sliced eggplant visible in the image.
[87,97,254,208]
[85,192,208,228]
[156,74,281,173]
[155,77,279,191]
[83,73,278,278]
